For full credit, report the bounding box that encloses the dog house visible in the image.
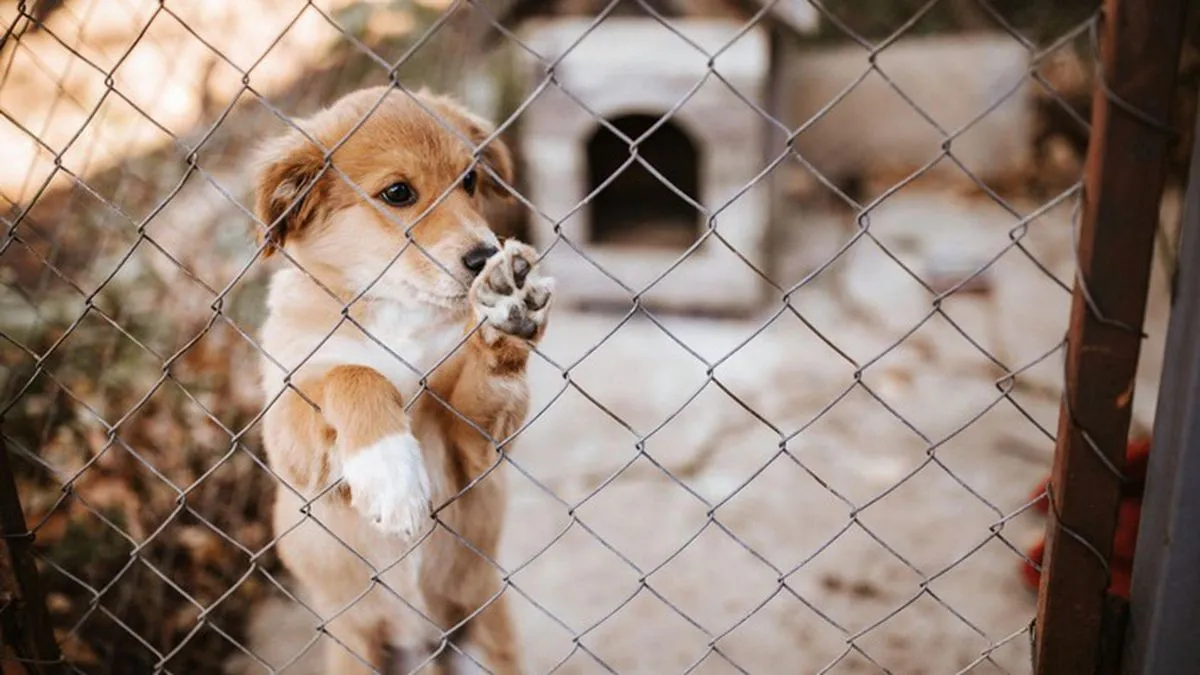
[486,1,818,313]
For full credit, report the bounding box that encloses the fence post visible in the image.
[1122,85,1200,675]
[1032,0,1190,672]
[0,433,63,673]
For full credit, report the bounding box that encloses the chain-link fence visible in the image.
[0,0,1192,673]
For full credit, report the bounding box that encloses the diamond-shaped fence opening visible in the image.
[1,0,1195,673]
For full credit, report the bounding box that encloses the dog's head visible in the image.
[253,86,513,307]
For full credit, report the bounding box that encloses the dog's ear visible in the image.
[253,132,327,257]
[420,92,515,201]
[475,130,514,201]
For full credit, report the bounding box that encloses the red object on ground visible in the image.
[1021,437,1152,600]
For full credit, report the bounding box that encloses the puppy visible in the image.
[254,86,551,675]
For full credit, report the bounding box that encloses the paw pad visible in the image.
[470,240,554,343]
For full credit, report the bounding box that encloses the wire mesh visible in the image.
[0,0,1161,673]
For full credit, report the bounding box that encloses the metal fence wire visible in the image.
[0,0,1190,674]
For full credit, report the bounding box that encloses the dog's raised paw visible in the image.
[470,239,554,344]
[342,433,432,538]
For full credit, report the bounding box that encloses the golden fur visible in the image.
[254,86,551,674]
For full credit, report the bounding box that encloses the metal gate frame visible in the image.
[1123,84,1200,675]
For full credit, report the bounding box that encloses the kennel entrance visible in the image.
[586,114,701,249]
[518,18,772,311]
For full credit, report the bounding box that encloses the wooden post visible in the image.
[1033,0,1189,672]
[0,434,63,673]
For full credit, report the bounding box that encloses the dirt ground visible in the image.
[227,188,1176,675]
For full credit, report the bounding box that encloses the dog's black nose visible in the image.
[462,243,499,275]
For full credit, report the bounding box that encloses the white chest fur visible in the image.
[317,301,463,398]
[260,270,465,401]
[359,301,464,391]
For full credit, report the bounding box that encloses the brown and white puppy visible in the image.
[254,86,551,675]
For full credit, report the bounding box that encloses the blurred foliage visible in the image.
[326,1,518,119]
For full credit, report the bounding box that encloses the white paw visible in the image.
[470,239,554,344]
[342,433,432,538]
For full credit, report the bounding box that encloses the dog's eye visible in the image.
[462,169,478,197]
[379,182,417,207]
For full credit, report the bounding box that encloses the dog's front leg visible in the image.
[434,239,553,675]
[319,365,432,537]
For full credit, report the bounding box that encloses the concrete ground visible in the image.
[229,187,1175,675]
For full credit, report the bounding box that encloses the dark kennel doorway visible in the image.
[586,114,702,249]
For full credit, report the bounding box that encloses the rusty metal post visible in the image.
[1033,0,1190,673]
[0,433,63,674]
